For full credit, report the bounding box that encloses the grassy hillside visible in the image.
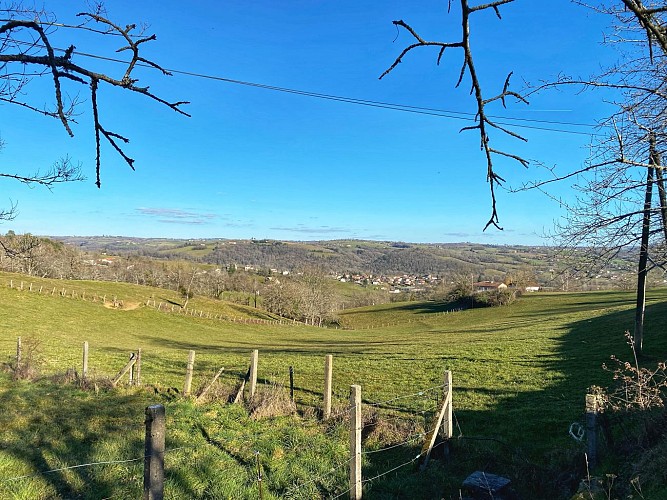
[1,271,666,498]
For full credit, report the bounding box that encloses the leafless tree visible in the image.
[381,0,528,231]
[0,2,188,220]
[384,0,667,352]
[0,230,40,274]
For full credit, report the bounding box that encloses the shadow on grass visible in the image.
[398,296,667,499]
[0,379,233,499]
[0,380,147,499]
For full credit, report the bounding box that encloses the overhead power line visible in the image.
[6,37,600,136]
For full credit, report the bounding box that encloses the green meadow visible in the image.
[1,271,666,498]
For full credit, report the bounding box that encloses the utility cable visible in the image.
[3,38,602,136]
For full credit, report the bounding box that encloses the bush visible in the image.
[475,289,517,307]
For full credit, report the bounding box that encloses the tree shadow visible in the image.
[417,297,667,498]
[0,379,147,498]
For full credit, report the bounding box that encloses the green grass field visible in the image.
[1,271,666,498]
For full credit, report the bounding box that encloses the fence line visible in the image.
[5,279,461,331]
[0,377,453,498]
[361,432,426,455]
[4,279,314,328]
[2,323,458,498]
[364,384,445,409]
[361,452,423,485]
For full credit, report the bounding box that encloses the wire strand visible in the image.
[3,38,601,136]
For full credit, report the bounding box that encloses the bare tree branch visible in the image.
[381,0,528,231]
[0,4,189,200]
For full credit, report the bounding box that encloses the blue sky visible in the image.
[2,1,617,244]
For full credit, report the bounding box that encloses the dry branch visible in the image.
[0,6,189,192]
[381,0,528,230]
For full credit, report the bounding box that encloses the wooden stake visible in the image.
[197,367,225,402]
[420,370,453,471]
[112,354,137,387]
[324,354,333,419]
[232,366,251,404]
[183,350,196,397]
[249,349,259,399]
[82,341,89,380]
[442,370,453,440]
[349,384,362,500]
[129,353,135,385]
[135,349,142,386]
[16,337,22,369]
[289,366,294,402]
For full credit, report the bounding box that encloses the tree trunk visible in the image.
[655,164,667,243]
[634,134,657,354]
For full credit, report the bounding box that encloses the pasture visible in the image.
[1,271,666,498]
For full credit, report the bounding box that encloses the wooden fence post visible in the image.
[249,349,259,399]
[82,341,89,380]
[144,404,165,500]
[443,370,453,441]
[289,366,294,402]
[135,349,142,386]
[350,384,362,500]
[129,353,135,385]
[323,354,333,419]
[16,337,22,369]
[420,370,453,470]
[183,350,196,397]
[586,394,599,469]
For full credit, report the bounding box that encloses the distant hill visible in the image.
[50,236,644,290]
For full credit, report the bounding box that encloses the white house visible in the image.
[473,281,508,292]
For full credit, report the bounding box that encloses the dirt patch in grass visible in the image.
[103,300,141,311]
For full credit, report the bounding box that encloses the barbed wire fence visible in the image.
[1,278,460,497]
[0,372,456,498]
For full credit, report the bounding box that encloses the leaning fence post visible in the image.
[323,354,333,419]
[112,353,137,387]
[586,393,599,469]
[197,367,225,402]
[144,404,165,500]
[82,341,89,380]
[183,350,196,397]
[420,370,453,470]
[249,349,259,399]
[350,384,362,500]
